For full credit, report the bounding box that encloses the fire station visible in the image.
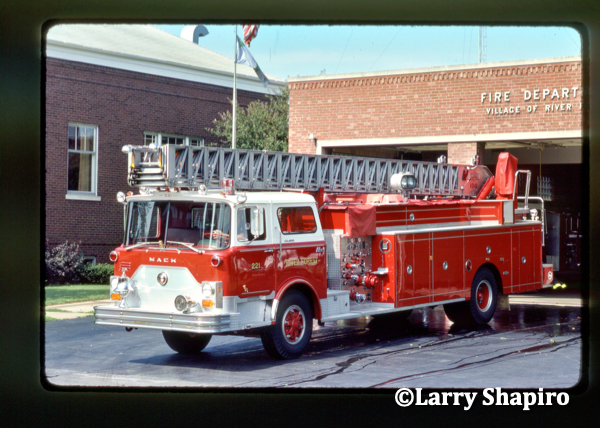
[288,57,583,275]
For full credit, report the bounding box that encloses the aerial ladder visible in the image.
[123,144,494,199]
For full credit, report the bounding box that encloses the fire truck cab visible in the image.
[94,145,554,360]
[96,189,328,359]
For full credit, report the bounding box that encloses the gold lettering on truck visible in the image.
[285,257,318,268]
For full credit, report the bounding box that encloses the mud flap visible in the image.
[497,294,510,311]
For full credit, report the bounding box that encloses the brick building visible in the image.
[45,24,285,263]
[289,57,581,162]
[288,57,583,272]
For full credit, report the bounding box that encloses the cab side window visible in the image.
[237,207,266,241]
[277,207,317,234]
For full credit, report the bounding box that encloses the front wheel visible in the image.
[162,331,212,354]
[260,290,313,360]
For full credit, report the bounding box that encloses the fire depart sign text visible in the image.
[480,87,580,116]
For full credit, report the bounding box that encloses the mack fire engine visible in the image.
[94,144,554,359]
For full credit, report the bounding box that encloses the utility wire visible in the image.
[467,27,473,63]
[462,27,466,64]
[335,28,354,74]
[562,27,580,51]
[369,27,402,71]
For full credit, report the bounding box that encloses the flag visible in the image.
[242,24,259,46]
[236,36,270,88]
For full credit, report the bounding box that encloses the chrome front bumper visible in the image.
[94,305,240,333]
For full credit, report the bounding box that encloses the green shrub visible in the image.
[78,263,114,284]
[45,240,84,284]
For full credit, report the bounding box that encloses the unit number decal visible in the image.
[252,262,261,270]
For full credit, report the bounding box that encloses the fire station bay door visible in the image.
[232,204,275,299]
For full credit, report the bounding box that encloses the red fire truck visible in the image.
[94,145,554,359]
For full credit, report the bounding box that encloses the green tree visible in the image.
[207,87,289,152]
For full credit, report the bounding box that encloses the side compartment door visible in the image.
[432,231,464,302]
[412,233,432,305]
[515,227,541,292]
[234,205,275,298]
[397,233,431,307]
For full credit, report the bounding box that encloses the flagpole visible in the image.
[232,25,237,149]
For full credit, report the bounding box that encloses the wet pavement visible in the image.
[44,300,582,389]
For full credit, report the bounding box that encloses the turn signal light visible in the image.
[111,293,122,301]
[202,300,214,307]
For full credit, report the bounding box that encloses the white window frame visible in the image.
[66,123,101,201]
[82,256,97,266]
[144,132,204,147]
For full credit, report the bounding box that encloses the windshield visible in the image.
[126,200,232,250]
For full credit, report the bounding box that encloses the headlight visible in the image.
[401,174,417,189]
[174,295,188,311]
[174,295,196,312]
[157,272,168,286]
[390,172,417,191]
[202,283,215,298]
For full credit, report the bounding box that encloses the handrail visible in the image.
[518,196,545,246]
[512,170,532,208]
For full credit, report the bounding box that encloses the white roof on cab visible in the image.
[127,190,317,205]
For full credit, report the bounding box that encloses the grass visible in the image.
[45,284,110,306]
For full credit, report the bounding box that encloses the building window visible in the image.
[144,132,204,147]
[189,137,204,147]
[537,176,553,201]
[67,124,98,197]
[82,256,97,266]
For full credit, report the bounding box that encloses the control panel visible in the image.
[340,236,376,302]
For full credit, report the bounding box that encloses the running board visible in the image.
[319,293,466,322]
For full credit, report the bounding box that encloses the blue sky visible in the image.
[155,24,581,80]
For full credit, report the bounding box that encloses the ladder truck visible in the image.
[94,144,555,359]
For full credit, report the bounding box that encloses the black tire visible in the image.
[260,290,313,360]
[443,301,470,324]
[468,267,498,324]
[162,330,212,354]
[444,267,498,325]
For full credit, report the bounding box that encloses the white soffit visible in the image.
[46,24,286,94]
[317,130,582,149]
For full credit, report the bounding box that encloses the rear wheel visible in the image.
[162,331,212,354]
[444,267,498,325]
[443,301,470,324]
[260,290,313,360]
[469,268,498,324]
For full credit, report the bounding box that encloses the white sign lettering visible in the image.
[486,87,578,104]
[481,87,580,116]
[149,257,177,263]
